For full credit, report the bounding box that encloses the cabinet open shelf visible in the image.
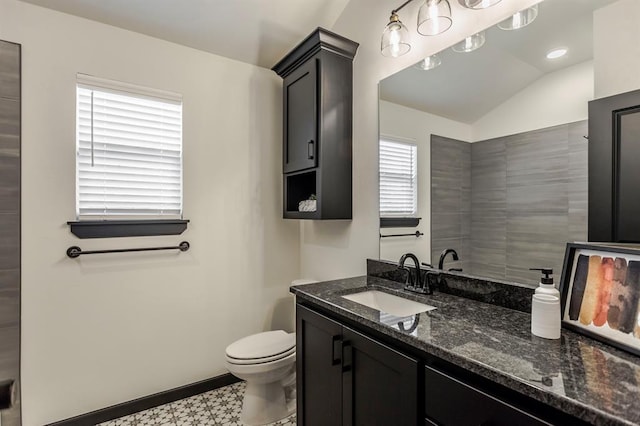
[272,28,358,220]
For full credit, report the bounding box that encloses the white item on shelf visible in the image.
[531,294,561,339]
[298,199,317,212]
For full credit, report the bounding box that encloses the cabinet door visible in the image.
[296,305,343,426]
[589,88,640,242]
[342,327,419,426]
[283,57,318,173]
[424,365,549,426]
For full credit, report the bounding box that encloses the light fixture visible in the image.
[417,0,453,36]
[498,4,538,30]
[381,11,411,57]
[458,0,501,9]
[546,48,567,59]
[452,31,485,53]
[415,54,442,70]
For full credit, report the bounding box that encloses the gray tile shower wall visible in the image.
[431,121,588,285]
[0,39,20,426]
[430,135,471,272]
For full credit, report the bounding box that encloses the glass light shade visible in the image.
[458,0,502,9]
[381,13,411,57]
[452,31,485,53]
[415,55,442,70]
[498,5,538,30]
[417,0,452,36]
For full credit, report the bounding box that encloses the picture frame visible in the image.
[559,242,640,357]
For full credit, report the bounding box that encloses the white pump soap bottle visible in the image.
[530,268,561,339]
[530,268,560,298]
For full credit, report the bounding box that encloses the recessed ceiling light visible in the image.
[546,48,568,59]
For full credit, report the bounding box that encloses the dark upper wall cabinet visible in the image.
[272,28,358,220]
[589,89,640,242]
[283,58,317,173]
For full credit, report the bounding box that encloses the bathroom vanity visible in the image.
[291,267,640,426]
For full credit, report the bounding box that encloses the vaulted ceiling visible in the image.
[19,0,350,68]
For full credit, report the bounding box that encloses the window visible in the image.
[379,138,417,217]
[76,74,183,221]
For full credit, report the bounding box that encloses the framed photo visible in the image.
[559,243,640,356]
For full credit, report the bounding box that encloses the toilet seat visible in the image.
[226,346,295,365]
[226,330,295,365]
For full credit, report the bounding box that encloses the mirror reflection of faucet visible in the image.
[397,314,420,334]
[438,248,460,270]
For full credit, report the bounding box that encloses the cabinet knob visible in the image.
[308,140,315,160]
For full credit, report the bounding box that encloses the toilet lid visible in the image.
[226,330,295,360]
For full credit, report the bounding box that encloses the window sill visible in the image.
[67,219,189,239]
[380,217,421,228]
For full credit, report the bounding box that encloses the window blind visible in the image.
[76,75,183,220]
[379,139,417,217]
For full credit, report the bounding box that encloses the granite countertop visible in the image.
[291,276,640,426]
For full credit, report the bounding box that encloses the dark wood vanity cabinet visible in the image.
[296,304,419,426]
[297,302,587,426]
[589,88,640,242]
[272,28,358,219]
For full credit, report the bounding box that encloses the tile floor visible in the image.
[98,382,296,426]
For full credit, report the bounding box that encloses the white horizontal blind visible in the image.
[379,138,417,217]
[76,76,183,220]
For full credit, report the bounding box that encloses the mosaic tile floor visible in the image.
[98,382,296,426]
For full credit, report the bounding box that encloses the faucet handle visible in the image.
[423,271,439,294]
[399,266,413,285]
[421,262,433,268]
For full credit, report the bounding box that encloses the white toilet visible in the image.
[225,279,317,425]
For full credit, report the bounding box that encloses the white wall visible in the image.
[0,1,299,424]
[594,0,640,99]
[472,60,593,141]
[378,101,471,263]
[295,0,541,282]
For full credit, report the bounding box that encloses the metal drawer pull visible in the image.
[331,335,342,365]
[308,140,315,160]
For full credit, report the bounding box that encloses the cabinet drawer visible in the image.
[424,366,549,426]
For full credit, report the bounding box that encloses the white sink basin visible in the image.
[342,290,436,317]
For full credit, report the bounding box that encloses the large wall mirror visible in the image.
[378,0,628,286]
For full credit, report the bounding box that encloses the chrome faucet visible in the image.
[438,248,459,270]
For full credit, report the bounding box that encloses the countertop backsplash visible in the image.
[367,259,536,313]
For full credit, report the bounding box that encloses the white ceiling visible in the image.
[380,0,618,124]
[18,0,351,68]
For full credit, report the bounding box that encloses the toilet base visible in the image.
[240,380,295,425]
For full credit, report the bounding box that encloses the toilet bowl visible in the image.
[225,330,296,425]
[225,279,317,425]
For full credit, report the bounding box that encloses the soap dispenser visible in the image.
[530,268,560,298]
[530,268,561,339]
